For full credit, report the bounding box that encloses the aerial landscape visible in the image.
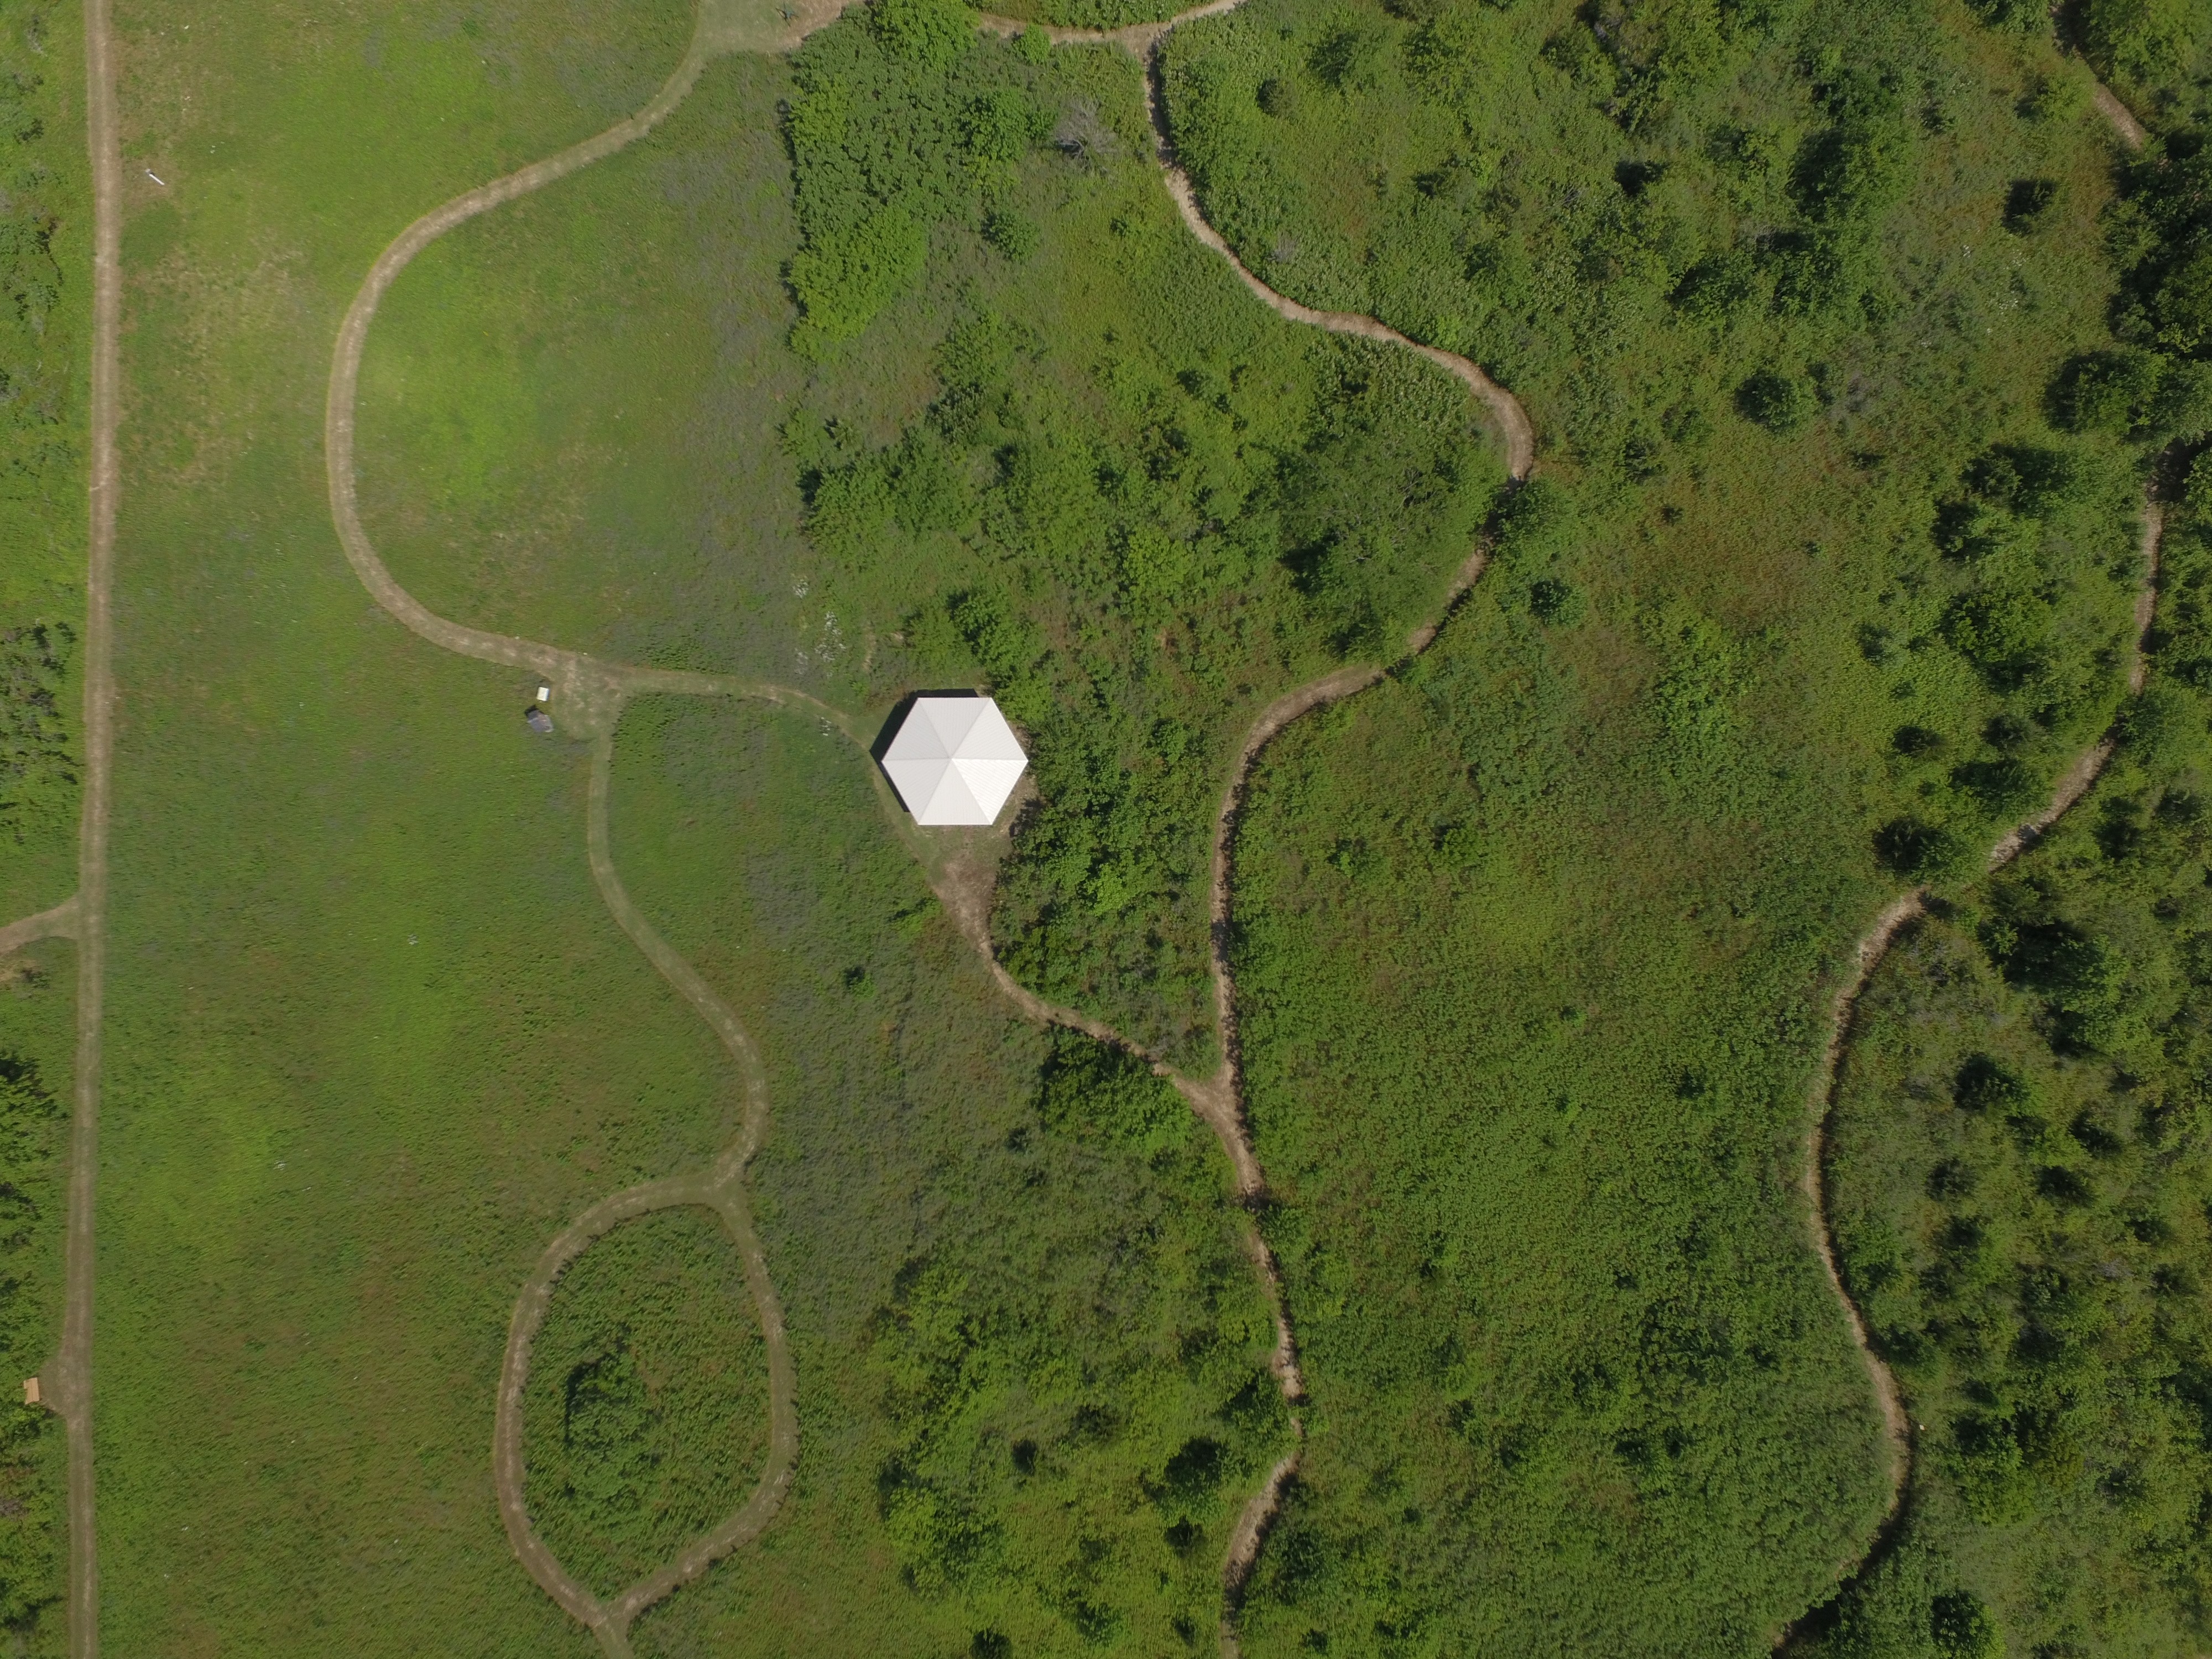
[2,0,2212,1653]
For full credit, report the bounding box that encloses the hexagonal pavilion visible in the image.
[880,696,1028,826]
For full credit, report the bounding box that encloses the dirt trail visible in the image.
[319,10,842,1646]
[53,0,125,1652]
[1799,462,2163,1618]
[0,895,80,958]
[486,733,799,1659]
[1000,12,1541,1639]
[977,7,1538,484]
[314,0,1536,1644]
[1798,84,2166,1617]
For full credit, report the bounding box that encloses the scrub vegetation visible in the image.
[0,0,87,925]
[359,6,1506,1074]
[1816,577,2212,1658]
[105,0,1309,1648]
[0,1037,66,1653]
[776,13,1503,1068]
[1805,18,2212,1658]
[1152,0,2171,1651]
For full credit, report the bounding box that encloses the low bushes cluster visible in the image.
[522,1206,771,1599]
[780,15,1501,1066]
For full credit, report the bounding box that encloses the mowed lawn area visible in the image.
[100,2,751,1648]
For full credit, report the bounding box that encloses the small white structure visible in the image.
[882,696,1027,825]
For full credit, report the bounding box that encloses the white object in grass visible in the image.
[881,697,1027,826]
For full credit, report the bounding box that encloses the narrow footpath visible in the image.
[1792,85,2165,1629]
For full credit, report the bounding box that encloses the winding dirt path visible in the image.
[1797,442,2163,1613]
[974,13,1539,1643]
[322,12,850,1647]
[487,733,799,1659]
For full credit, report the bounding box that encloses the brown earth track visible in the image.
[314,0,1538,1645]
[0,895,80,959]
[321,10,846,1647]
[54,0,124,1653]
[69,0,2160,1643]
[1793,460,2164,1623]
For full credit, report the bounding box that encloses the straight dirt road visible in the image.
[59,0,124,1652]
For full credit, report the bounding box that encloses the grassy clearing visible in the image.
[352,53,816,677]
[95,1,738,1650]
[523,1205,772,1603]
[1137,0,2173,1650]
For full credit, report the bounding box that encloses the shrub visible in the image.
[2051,348,2165,435]
[1876,815,1972,881]
[788,206,928,353]
[1970,0,2051,29]
[1737,368,1818,433]
[1952,754,2042,819]
[982,207,1040,260]
[2121,681,2201,764]
[1036,1032,1189,1154]
[1953,1052,2030,1114]
[1527,576,1584,625]
[2079,0,2195,86]
[1930,1589,2003,1657]
[872,0,974,67]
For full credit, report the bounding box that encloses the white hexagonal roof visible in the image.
[881,696,1029,826]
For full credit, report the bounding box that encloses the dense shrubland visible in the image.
[0,1,84,922]
[779,8,1502,1066]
